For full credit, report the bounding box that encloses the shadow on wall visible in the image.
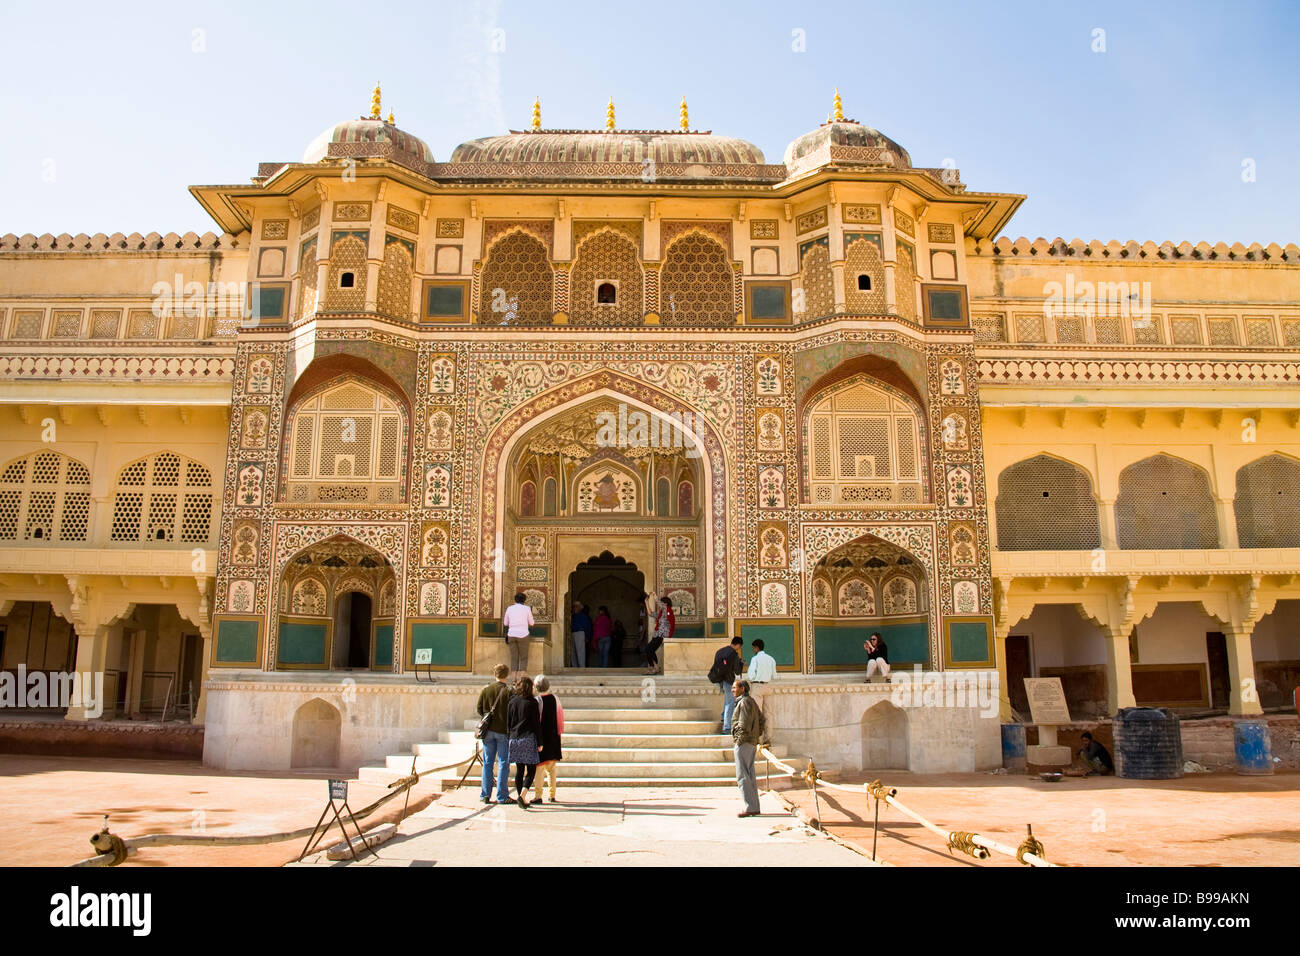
[291,697,341,769]
[861,700,908,771]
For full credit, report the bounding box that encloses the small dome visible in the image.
[448,130,768,178]
[303,117,435,168]
[783,120,910,177]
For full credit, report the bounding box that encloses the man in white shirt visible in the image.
[502,592,535,677]
[746,638,778,719]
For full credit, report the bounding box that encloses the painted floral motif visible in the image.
[246,356,274,394]
[940,412,969,451]
[228,580,254,614]
[236,464,263,507]
[665,588,696,617]
[838,578,875,616]
[519,533,546,562]
[755,356,782,396]
[421,525,449,567]
[761,582,788,616]
[424,465,451,508]
[812,578,833,616]
[523,588,546,621]
[946,466,974,508]
[759,526,787,568]
[940,358,965,395]
[428,356,455,393]
[426,410,453,450]
[883,576,918,615]
[379,581,396,617]
[232,522,258,565]
[758,466,786,509]
[953,580,979,615]
[241,409,269,449]
[419,581,447,615]
[666,534,694,562]
[291,578,326,615]
[949,524,976,566]
[757,410,784,452]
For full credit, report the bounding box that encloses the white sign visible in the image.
[414,648,432,665]
[1023,677,1071,725]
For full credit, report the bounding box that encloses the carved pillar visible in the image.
[884,263,898,314]
[1102,625,1138,714]
[1216,499,1239,549]
[643,263,661,324]
[1223,624,1263,716]
[65,624,111,721]
[1098,498,1118,550]
[552,262,570,324]
[993,577,1014,721]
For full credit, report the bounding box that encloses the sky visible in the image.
[1,0,1297,244]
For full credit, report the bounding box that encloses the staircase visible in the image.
[357,681,809,788]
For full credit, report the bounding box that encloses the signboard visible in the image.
[414,648,433,665]
[328,779,348,801]
[1023,677,1071,725]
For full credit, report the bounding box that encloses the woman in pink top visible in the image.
[502,592,535,678]
[593,606,614,668]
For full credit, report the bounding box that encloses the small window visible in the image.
[596,282,617,304]
[857,274,872,291]
[339,272,356,289]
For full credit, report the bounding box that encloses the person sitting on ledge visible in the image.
[864,632,890,683]
[1078,731,1114,776]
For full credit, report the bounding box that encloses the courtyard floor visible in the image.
[1,754,1295,867]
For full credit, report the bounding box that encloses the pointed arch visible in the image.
[478,229,553,325]
[570,227,643,325]
[995,453,1101,551]
[1116,453,1218,549]
[1235,452,1300,548]
[660,229,734,326]
[0,450,92,542]
[109,451,214,544]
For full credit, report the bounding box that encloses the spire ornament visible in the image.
[386,108,395,125]
[531,97,541,131]
[605,97,615,130]
[680,96,689,131]
[370,82,382,119]
[832,88,844,123]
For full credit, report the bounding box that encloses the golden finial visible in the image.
[531,97,541,131]
[680,96,689,131]
[386,108,395,125]
[832,88,844,123]
[605,97,615,131]
[370,82,382,119]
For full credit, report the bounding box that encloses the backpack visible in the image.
[706,649,736,685]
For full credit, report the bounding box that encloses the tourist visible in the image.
[731,678,768,818]
[610,619,627,668]
[502,592,534,678]
[475,663,512,805]
[864,632,891,682]
[709,636,744,733]
[746,638,777,716]
[507,675,543,808]
[644,595,674,675]
[533,674,564,803]
[593,606,613,667]
[571,601,592,668]
[1078,731,1115,776]
[637,595,649,662]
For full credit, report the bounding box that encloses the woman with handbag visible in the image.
[506,675,544,808]
[643,595,674,675]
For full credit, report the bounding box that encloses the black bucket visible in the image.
[1114,707,1183,779]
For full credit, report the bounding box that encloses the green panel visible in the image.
[528,625,548,639]
[815,620,928,666]
[215,619,259,664]
[409,622,469,668]
[373,624,394,668]
[949,621,992,664]
[427,285,465,317]
[479,620,500,637]
[674,622,705,639]
[751,286,786,320]
[740,624,795,667]
[708,619,728,637]
[278,621,328,667]
[928,290,963,321]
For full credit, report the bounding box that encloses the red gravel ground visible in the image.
[776,769,1300,866]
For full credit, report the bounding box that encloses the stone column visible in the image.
[993,622,1013,722]
[883,263,898,314]
[65,623,111,721]
[1098,498,1118,550]
[1216,499,1239,549]
[1224,624,1263,716]
[830,262,847,314]
[1102,625,1138,714]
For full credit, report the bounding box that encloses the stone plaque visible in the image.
[1023,677,1071,725]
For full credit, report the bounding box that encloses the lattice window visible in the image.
[1093,317,1124,344]
[0,452,92,543]
[995,455,1101,551]
[168,314,202,339]
[376,240,414,320]
[843,238,886,314]
[10,310,43,339]
[296,238,319,320]
[1283,320,1300,347]
[1170,316,1201,345]
[51,311,82,338]
[972,315,1005,342]
[126,309,159,338]
[1133,316,1163,344]
[478,231,553,325]
[109,452,214,545]
[1116,454,1219,549]
[661,232,734,326]
[1054,317,1085,343]
[570,230,643,326]
[799,243,835,321]
[1244,318,1275,347]
[1014,314,1045,342]
[807,377,923,505]
[1234,454,1300,548]
[284,380,404,499]
[89,310,121,339]
[1207,317,1237,346]
[325,235,368,311]
[894,242,918,323]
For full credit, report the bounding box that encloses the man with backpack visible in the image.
[475,663,512,804]
[709,636,744,734]
[732,678,769,818]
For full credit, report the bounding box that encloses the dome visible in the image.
[783,120,911,177]
[446,130,772,181]
[303,117,436,169]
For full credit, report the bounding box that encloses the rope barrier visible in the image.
[757,747,1058,867]
[70,747,481,867]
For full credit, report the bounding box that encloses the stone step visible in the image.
[560,708,715,721]
[515,761,738,779]
[557,747,734,763]
[562,719,719,734]
[560,732,728,748]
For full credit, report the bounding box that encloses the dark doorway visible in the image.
[337,593,373,669]
[179,633,204,719]
[568,551,645,669]
[1006,634,1031,717]
[1205,631,1230,710]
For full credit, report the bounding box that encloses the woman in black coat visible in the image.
[533,674,563,803]
[506,675,543,808]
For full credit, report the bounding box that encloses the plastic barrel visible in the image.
[1233,719,1274,775]
[1001,723,1027,769]
[1114,707,1183,779]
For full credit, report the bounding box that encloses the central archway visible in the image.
[565,551,647,669]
